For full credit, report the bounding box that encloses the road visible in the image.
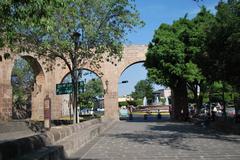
[70,115,240,160]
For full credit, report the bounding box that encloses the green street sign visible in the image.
[56,81,84,95]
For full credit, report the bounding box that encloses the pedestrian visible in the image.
[211,107,216,121]
[157,109,162,119]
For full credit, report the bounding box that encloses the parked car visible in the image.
[97,108,104,112]
[80,108,94,116]
[226,108,236,117]
[119,106,129,120]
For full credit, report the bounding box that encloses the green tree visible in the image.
[201,0,240,117]
[85,79,104,98]
[79,79,104,109]
[186,7,215,112]
[145,8,214,120]
[131,80,153,102]
[0,0,60,49]
[11,58,35,119]
[208,81,235,104]
[202,0,240,88]
[3,0,143,123]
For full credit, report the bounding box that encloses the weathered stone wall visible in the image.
[0,45,147,121]
[0,49,14,120]
[101,45,147,120]
[0,118,115,160]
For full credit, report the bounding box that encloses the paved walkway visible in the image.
[71,116,240,160]
[0,120,38,143]
[0,130,37,143]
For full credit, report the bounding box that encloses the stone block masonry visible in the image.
[0,118,116,160]
[0,45,147,121]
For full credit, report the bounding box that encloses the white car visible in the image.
[80,108,94,116]
[97,108,104,112]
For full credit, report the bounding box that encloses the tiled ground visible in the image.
[71,116,240,160]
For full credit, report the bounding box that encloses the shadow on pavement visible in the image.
[148,123,240,143]
[106,131,196,151]
[124,115,170,122]
[106,122,240,151]
[67,158,99,160]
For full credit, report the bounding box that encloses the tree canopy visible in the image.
[145,7,214,120]
[204,0,240,89]
[11,58,35,119]
[0,0,60,49]
[131,80,153,101]
[0,0,143,123]
[145,7,214,89]
[79,79,104,109]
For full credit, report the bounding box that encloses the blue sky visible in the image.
[118,0,220,96]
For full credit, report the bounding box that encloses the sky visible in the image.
[118,0,220,96]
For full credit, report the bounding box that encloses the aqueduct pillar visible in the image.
[0,51,13,120]
[102,45,147,120]
[0,45,147,121]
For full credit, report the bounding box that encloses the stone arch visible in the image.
[116,45,147,79]
[119,61,145,79]
[102,45,147,120]
[57,67,105,118]
[10,55,46,120]
[1,45,149,121]
[59,67,103,84]
[0,49,48,120]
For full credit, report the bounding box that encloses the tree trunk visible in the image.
[197,95,203,114]
[234,87,240,123]
[194,88,203,114]
[193,89,198,112]
[172,79,188,121]
[222,81,227,120]
[72,55,78,124]
[72,75,78,124]
[69,94,72,121]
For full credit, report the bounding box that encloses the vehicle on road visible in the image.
[80,108,94,116]
[119,106,129,120]
[96,108,104,112]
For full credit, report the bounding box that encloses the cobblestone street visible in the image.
[71,117,240,160]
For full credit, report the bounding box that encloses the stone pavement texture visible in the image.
[71,117,240,160]
[0,120,37,143]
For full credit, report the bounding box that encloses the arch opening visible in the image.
[11,56,45,119]
[118,62,171,120]
[60,68,104,120]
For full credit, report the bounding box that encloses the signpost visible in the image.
[56,81,85,124]
[56,81,84,95]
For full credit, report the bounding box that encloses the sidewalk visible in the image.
[0,120,38,143]
[70,117,240,160]
[0,130,37,143]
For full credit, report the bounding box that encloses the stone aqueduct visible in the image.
[0,45,147,121]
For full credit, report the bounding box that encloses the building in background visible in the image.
[152,87,171,105]
[118,95,134,103]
